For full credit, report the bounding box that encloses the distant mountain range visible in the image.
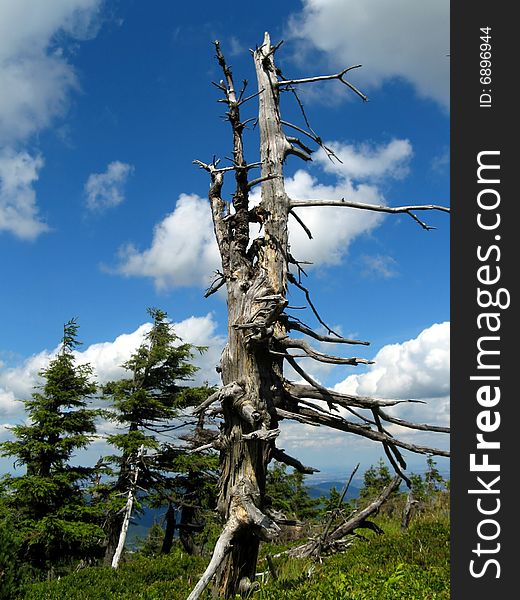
[306,480,360,500]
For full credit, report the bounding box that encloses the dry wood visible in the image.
[285,382,421,409]
[287,476,400,559]
[271,447,319,474]
[278,337,373,366]
[290,199,449,230]
[111,444,144,569]
[284,317,370,346]
[401,492,419,530]
[278,65,368,101]
[189,32,450,598]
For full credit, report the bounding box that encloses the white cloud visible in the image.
[115,193,221,290]
[228,36,245,57]
[360,254,398,279]
[115,137,411,288]
[288,0,449,108]
[0,0,102,145]
[75,323,152,385]
[0,0,103,240]
[334,321,450,426]
[315,139,413,181]
[284,169,384,266]
[84,161,134,211]
[0,149,48,239]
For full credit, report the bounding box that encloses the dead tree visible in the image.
[189,33,450,599]
[286,476,401,559]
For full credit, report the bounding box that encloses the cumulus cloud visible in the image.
[280,138,411,266]
[172,314,225,386]
[0,0,103,239]
[315,139,413,181]
[288,0,449,108]
[283,169,384,266]
[115,193,220,290]
[0,149,48,239]
[0,0,102,144]
[115,137,411,288]
[84,161,134,211]
[334,321,450,426]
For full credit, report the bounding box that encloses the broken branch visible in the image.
[285,382,419,409]
[290,199,450,230]
[278,65,368,102]
[293,406,450,457]
[289,209,313,239]
[193,382,244,416]
[377,408,450,433]
[287,273,343,338]
[284,317,369,346]
[271,447,319,474]
[278,337,373,366]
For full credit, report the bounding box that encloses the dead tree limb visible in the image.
[289,209,313,239]
[320,463,359,543]
[284,317,370,346]
[285,382,422,409]
[277,405,449,457]
[278,65,368,102]
[377,408,450,433]
[325,476,401,544]
[271,447,319,474]
[288,476,401,559]
[278,337,373,366]
[287,273,343,338]
[290,199,450,231]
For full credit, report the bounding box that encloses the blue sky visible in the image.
[0,0,449,477]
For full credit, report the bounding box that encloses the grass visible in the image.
[19,511,449,599]
[255,515,450,599]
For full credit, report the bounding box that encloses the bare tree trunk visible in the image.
[208,34,291,598]
[111,444,144,569]
[401,492,419,530]
[189,32,450,599]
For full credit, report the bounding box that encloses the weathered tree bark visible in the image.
[401,491,419,530]
[111,444,144,569]
[103,426,140,566]
[189,32,450,599]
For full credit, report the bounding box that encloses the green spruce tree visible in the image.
[359,459,394,503]
[100,308,209,565]
[266,462,320,521]
[0,319,103,571]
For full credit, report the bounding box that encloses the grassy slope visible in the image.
[256,516,449,599]
[21,512,449,600]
